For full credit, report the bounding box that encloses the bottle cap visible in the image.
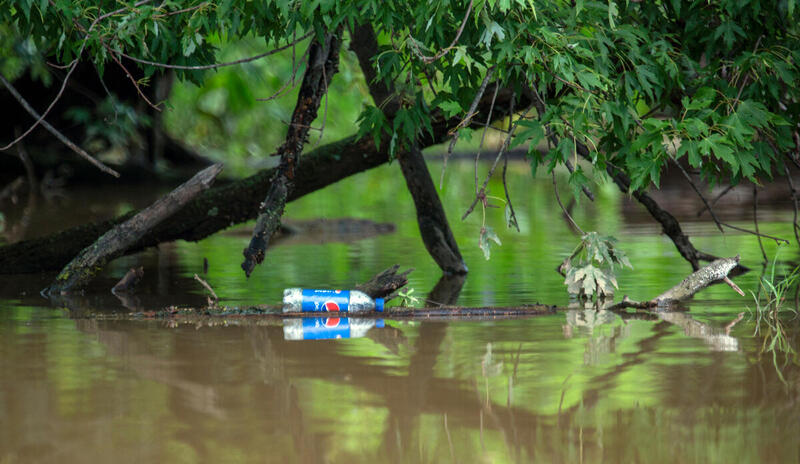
[376,319,385,328]
[375,298,384,312]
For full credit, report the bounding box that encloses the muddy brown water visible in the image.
[1,161,800,463]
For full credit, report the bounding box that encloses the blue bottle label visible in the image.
[301,317,351,340]
[301,289,351,312]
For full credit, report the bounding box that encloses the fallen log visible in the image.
[46,164,223,294]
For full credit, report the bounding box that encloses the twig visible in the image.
[256,45,311,102]
[501,150,520,231]
[753,185,767,263]
[411,0,473,64]
[696,184,734,217]
[732,35,763,106]
[113,31,314,71]
[193,273,218,301]
[462,105,529,221]
[476,84,500,194]
[441,66,494,188]
[782,161,800,246]
[501,107,520,232]
[108,50,162,111]
[1,54,82,150]
[7,0,153,149]
[673,158,724,233]
[0,73,120,177]
[552,172,584,235]
[152,2,208,18]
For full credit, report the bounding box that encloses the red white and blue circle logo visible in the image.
[324,300,340,312]
[325,317,340,327]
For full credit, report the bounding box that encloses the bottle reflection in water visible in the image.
[283,317,385,340]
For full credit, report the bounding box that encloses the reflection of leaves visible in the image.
[479,226,502,260]
[481,343,504,377]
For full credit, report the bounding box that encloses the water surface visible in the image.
[1,160,799,463]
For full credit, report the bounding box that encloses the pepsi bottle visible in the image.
[282,288,385,313]
[283,317,385,340]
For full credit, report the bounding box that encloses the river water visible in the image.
[1,160,799,463]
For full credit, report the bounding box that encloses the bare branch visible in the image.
[753,186,767,263]
[462,105,529,221]
[672,158,724,233]
[193,273,219,302]
[552,171,584,235]
[108,51,162,111]
[782,161,800,246]
[113,31,314,71]
[410,0,474,64]
[696,184,734,217]
[0,73,120,177]
[441,66,495,188]
[256,45,311,102]
[476,83,500,194]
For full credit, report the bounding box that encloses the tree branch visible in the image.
[241,31,342,277]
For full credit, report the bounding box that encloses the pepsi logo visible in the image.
[325,317,340,327]
[324,300,340,312]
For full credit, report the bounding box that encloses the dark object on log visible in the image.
[46,163,223,294]
[242,31,342,277]
[354,265,413,300]
[351,24,467,275]
[112,266,144,294]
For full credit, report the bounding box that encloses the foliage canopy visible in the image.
[4,0,800,192]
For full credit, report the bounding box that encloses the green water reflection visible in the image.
[1,160,799,463]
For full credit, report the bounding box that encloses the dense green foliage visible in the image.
[4,0,799,189]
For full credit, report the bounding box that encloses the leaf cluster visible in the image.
[562,232,631,300]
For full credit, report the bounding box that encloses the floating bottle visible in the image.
[283,317,384,340]
[282,288,384,313]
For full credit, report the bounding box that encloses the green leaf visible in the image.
[511,119,544,149]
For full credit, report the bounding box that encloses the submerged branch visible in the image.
[46,164,223,294]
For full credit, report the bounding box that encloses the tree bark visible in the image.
[242,31,341,277]
[46,163,223,293]
[398,144,468,273]
[351,24,467,274]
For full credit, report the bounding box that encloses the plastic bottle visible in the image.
[282,288,384,313]
[283,317,385,340]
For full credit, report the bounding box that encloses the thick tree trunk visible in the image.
[242,31,341,277]
[351,24,467,274]
[398,144,468,274]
